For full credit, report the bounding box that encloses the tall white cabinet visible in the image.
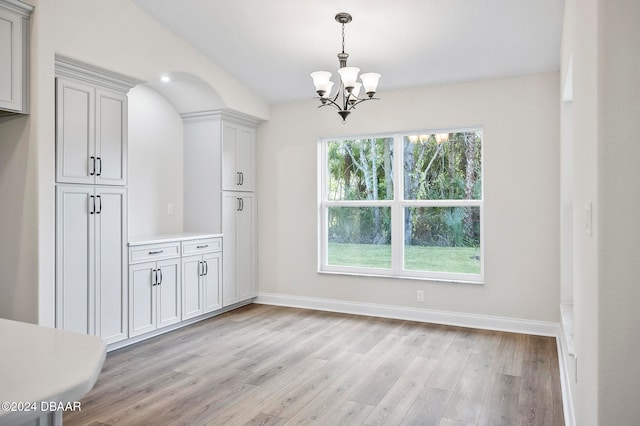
[183,110,260,307]
[0,0,32,115]
[55,56,136,345]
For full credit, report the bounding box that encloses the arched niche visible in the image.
[146,71,226,115]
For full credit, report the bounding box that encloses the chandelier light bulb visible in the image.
[310,71,332,96]
[360,73,381,97]
[325,81,335,98]
[338,67,360,91]
[348,83,362,105]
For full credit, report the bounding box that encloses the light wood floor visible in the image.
[66,304,564,425]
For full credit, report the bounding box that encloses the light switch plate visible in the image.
[585,202,592,236]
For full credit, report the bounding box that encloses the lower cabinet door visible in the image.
[222,194,238,306]
[182,255,204,320]
[157,258,181,328]
[129,261,156,337]
[236,195,256,302]
[55,185,95,335]
[96,187,128,344]
[203,251,222,313]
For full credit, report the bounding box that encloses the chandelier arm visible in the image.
[346,97,380,111]
[316,97,342,111]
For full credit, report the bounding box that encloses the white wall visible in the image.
[561,0,640,423]
[258,72,560,322]
[0,0,268,325]
[597,0,640,423]
[128,85,184,237]
[0,115,37,323]
[561,0,600,423]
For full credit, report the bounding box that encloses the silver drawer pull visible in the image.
[148,250,164,255]
[196,245,209,249]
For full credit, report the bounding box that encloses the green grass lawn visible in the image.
[328,242,481,274]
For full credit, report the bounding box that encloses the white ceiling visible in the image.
[130,0,564,105]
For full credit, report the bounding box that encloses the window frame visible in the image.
[318,128,484,284]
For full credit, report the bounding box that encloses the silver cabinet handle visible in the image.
[204,260,208,276]
[196,244,208,249]
[158,268,163,285]
[239,171,244,185]
[89,195,95,214]
[96,157,102,176]
[149,250,164,255]
[152,269,157,286]
[96,195,102,214]
[89,156,96,176]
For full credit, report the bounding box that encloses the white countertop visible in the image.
[128,232,223,246]
[0,319,106,426]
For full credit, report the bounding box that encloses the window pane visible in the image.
[326,138,394,201]
[404,207,481,274]
[328,206,391,268]
[403,131,482,200]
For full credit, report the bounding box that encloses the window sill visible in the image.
[317,269,484,285]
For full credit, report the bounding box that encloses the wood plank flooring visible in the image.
[65,304,564,425]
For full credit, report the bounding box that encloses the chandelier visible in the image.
[310,12,381,123]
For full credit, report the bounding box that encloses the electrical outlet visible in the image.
[416,290,424,303]
[167,203,174,215]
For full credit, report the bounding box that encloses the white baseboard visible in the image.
[255,292,560,337]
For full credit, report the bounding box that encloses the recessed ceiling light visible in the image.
[161,75,171,83]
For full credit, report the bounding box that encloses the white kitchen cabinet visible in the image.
[222,122,256,192]
[0,0,32,115]
[129,254,181,338]
[182,109,260,308]
[55,185,128,345]
[183,110,260,232]
[182,241,222,320]
[55,77,128,186]
[222,193,257,306]
[55,56,136,186]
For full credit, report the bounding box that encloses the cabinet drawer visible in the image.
[182,237,222,255]
[129,242,181,264]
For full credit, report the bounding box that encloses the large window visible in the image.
[319,129,483,283]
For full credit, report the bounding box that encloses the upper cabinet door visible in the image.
[235,126,255,191]
[95,89,127,186]
[0,1,31,114]
[222,122,255,192]
[56,78,96,185]
[55,79,128,186]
